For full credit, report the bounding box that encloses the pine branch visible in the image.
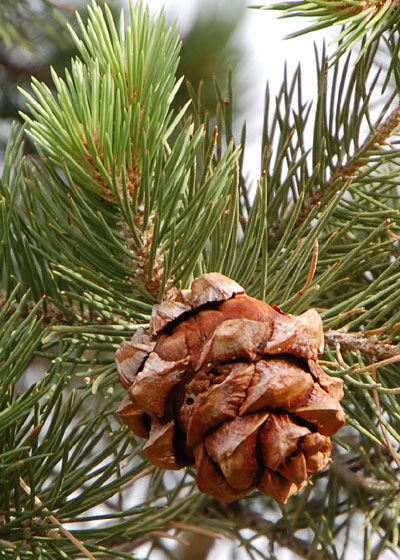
[226,504,313,559]
[269,99,400,243]
[254,0,400,60]
[264,40,400,250]
[326,328,400,360]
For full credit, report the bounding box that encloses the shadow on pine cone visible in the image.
[116,273,345,504]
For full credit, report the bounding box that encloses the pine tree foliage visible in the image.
[2,1,400,559]
[255,0,400,60]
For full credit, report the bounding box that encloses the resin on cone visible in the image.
[116,273,345,504]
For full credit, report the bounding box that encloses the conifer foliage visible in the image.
[1,1,400,559]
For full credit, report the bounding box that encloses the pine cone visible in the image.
[116,273,345,504]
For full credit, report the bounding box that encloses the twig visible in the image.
[298,238,319,295]
[345,354,400,375]
[363,322,400,336]
[53,3,76,12]
[149,530,188,545]
[335,342,349,370]
[388,230,400,241]
[330,329,400,472]
[171,521,222,540]
[19,477,97,560]
[319,360,338,367]
[325,329,400,361]
[222,503,313,560]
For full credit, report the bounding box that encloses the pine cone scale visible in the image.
[264,308,324,358]
[291,385,345,436]
[143,419,183,470]
[239,357,314,415]
[257,469,301,504]
[116,273,345,503]
[196,318,269,367]
[279,451,308,484]
[115,328,155,388]
[194,442,248,502]
[185,362,254,446]
[117,395,150,438]
[301,432,332,473]
[259,413,311,470]
[129,353,189,417]
[204,412,269,491]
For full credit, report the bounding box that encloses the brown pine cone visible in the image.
[116,273,345,504]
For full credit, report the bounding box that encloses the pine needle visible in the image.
[19,477,97,560]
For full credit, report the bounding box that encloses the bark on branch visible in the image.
[325,329,400,361]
